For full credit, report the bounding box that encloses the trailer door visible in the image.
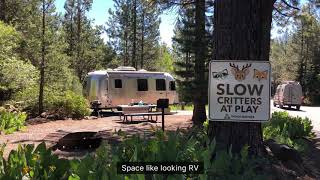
[168,81,176,104]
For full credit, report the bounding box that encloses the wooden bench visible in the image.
[119,106,162,122]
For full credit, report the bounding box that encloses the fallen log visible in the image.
[264,139,302,163]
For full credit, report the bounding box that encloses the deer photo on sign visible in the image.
[229,63,252,81]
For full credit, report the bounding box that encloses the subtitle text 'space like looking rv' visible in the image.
[83,66,177,109]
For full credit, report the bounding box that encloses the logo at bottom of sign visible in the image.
[211,113,259,121]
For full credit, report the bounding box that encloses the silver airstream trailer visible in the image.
[83,66,177,109]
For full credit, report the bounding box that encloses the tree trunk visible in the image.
[0,0,5,22]
[76,0,82,80]
[70,1,74,56]
[39,0,46,115]
[298,23,305,94]
[192,0,207,126]
[208,0,275,155]
[132,0,137,69]
[185,51,190,81]
[124,0,129,66]
[124,29,128,66]
[140,9,145,69]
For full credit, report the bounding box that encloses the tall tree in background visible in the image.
[270,37,299,89]
[39,0,51,114]
[106,0,132,66]
[271,3,320,103]
[64,0,113,81]
[172,4,196,103]
[137,1,161,70]
[170,0,211,124]
[294,5,320,102]
[64,0,75,55]
[63,0,93,80]
[132,0,137,68]
[106,0,161,70]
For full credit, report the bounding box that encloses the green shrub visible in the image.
[17,89,90,119]
[49,91,90,119]
[0,143,70,179]
[169,103,194,111]
[263,111,314,151]
[0,110,26,134]
[0,129,268,179]
[68,130,266,179]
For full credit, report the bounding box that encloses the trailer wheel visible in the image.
[273,102,276,107]
[296,105,300,110]
[279,104,283,109]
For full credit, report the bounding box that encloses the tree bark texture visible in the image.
[208,0,275,155]
[0,0,5,22]
[192,0,207,125]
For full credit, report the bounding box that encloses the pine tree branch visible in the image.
[164,0,196,6]
[274,6,289,17]
[281,0,300,10]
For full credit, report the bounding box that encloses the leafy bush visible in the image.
[16,88,90,119]
[0,129,268,179]
[0,143,70,179]
[15,80,86,119]
[263,111,314,151]
[48,91,90,119]
[0,21,39,104]
[0,110,26,134]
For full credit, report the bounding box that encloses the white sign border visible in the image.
[208,60,271,122]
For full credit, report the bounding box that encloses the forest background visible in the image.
[0,0,319,120]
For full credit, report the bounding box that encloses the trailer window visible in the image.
[137,79,148,91]
[114,79,122,88]
[170,81,176,91]
[156,79,166,91]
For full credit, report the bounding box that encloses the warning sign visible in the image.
[209,60,271,122]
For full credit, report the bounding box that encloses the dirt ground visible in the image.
[0,111,193,158]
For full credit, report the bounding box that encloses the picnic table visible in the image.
[117,104,161,122]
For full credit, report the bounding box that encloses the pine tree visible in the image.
[106,0,161,70]
[106,0,132,66]
[292,4,320,103]
[172,1,212,115]
[172,3,196,103]
[137,1,161,70]
[63,0,94,81]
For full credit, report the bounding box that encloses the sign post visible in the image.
[209,60,271,122]
[157,99,169,131]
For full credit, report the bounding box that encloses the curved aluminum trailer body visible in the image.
[84,67,177,109]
